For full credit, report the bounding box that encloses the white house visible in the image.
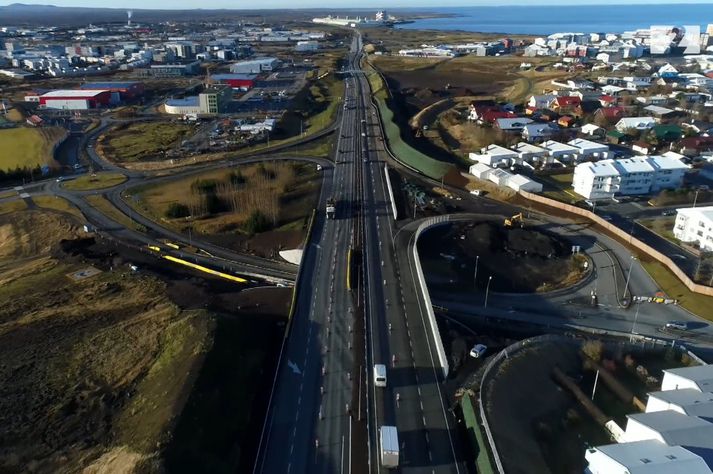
[646,389,713,417]
[623,410,713,449]
[674,206,713,252]
[572,156,688,199]
[616,117,657,132]
[495,117,533,131]
[527,94,558,109]
[469,144,519,167]
[581,123,605,136]
[568,138,611,161]
[662,365,713,392]
[507,174,543,193]
[511,142,548,164]
[468,162,493,180]
[522,122,559,142]
[488,168,513,186]
[585,439,713,474]
[540,140,579,163]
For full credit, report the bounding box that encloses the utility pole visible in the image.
[630,302,641,342]
[693,189,700,208]
[624,256,636,302]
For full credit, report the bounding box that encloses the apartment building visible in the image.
[674,206,713,251]
[573,156,688,200]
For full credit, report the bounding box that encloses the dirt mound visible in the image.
[0,211,79,261]
[505,228,566,258]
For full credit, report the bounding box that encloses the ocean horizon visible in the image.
[397,4,713,35]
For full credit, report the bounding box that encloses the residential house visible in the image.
[615,117,657,133]
[643,105,676,120]
[558,116,575,128]
[467,101,499,121]
[581,123,605,137]
[681,120,713,135]
[550,95,582,114]
[495,117,533,132]
[522,122,560,142]
[568,138,612,161]
[677,136,713,156]
[540,140,580,163]
[662,364,713,392]
[468,144,519,167]
[657,63,679,78]
[527,94,558,109]
[585,440,713,474]
[636,94,669,106]
[507,174,543,193]
[479,110,517,125]
[512,142,548,165]
[601,84,627,96]
[606,129,628,145]
[594,106,626,124]
[468,162,493,180]
[488,168,514,186]
[674,206,713,252]
[632,141,652,155]
[646,389,713,417]
[598,95,617,107]
[651,124,683,142]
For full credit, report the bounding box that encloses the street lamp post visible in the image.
[474,255,479,288]
[484,275,492,309]
[630,302,641,342]
[624,256,636,302]
[693,189,700,208]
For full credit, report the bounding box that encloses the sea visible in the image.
[396,4,713,35]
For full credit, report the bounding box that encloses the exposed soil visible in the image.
[0,210,289,473]
[418,221,587,293]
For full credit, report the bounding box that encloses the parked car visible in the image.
[469,344,488,358]
[662,209,676,216]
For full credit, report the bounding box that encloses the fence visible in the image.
[519,190,713,297]
[412,215,452,379]
[383,164,398,220]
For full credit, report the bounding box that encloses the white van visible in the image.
[373,364,387,388]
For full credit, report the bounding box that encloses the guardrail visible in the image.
[383,164,398,220]
[411,215,452,379]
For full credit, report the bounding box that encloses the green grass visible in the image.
[640,259,713,319]
[365,66,452,180]
[286,134,335,158]
[103,122,192,162]
[62,172,127,191]
[32,195,84,220]
[0,199,27,215]
[637,217,678,245]
[0,127,65,172]
[85,195,146,232]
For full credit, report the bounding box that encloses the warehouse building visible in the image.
[79,81,144,101]
[210,73,257,90]
[229,57,280,74]
[164,85,231,115]
[145,62,200,77]
[39,89,111,110]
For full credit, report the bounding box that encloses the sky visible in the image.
[1,0,712,9]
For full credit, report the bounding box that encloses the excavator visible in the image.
[504,213,524,228]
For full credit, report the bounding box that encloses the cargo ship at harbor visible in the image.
[312,11,409,28]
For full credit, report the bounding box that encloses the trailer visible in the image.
[380,426,399,469]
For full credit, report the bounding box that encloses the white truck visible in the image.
[380,426,399,469]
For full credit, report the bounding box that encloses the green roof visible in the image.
[607,130,625,138]
[652,124,683,139]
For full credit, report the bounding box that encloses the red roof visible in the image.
[480,111,517,123]
[554,96,581,107]
[597,106,626,119]
[678,136,713,150]
[599,95,617,103]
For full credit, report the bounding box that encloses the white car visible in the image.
[469,344,488,358]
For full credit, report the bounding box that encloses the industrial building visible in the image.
[673,207,713,252]
[144,62,200,77]
[164,85,231,115]
[573,155,689,200]
[210,73,257,90]
[79,81,144,101]
[39,89,111,110]
[229,57,280,74]
[295,41,319,52]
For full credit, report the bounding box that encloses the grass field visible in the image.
[637,216,678,244]
[99,122,192,163]
[0,127,66,172]
[0,199,27,215]
[640,258,713,318]
[32,195,84,220]
[85,194,146,232]
[133,161,320,236]
[62,172,127,191]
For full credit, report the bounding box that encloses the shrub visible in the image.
[165,202,190,218]
[191,179,218,194]
[244,210,271,235]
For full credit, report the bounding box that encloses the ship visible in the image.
[312,11,398,28]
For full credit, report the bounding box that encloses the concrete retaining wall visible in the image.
[519,190,713,297]
[383,164,398,220]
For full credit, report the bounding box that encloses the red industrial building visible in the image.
[39,90,112,110]
[79,81,145,101]
[211,73,257,90]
